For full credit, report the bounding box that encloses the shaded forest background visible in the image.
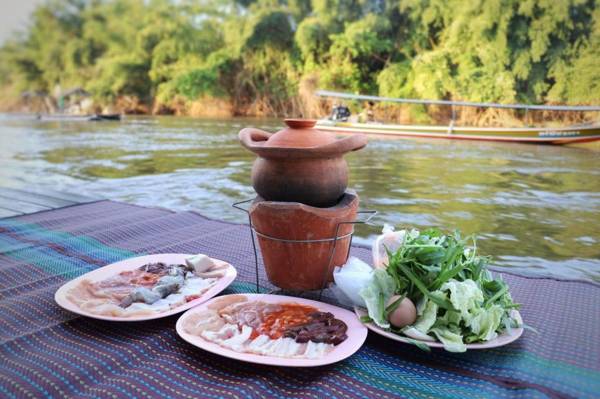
[0,0,598,124]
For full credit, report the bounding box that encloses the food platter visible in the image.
[354,307,523,350]
[176,294,368,367]
[55,253,237,322]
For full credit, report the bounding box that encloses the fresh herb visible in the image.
[364,228,521,352]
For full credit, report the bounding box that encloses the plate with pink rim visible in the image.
[354,307,523,350]
[176,293,368,367]
[55,253,237,322]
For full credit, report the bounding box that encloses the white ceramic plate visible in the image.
[354,307,523,350]
[55,253,237,322]
[177,293,368,367]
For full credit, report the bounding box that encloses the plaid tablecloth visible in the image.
[0,200,598,399]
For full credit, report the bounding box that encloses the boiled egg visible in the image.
[387,295,417,328]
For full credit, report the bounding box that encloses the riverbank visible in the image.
[0,81,318,119]
[2,88,598,128]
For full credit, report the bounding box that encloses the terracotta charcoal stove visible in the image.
[237,119,368,291]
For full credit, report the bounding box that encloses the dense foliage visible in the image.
[0,0,598,116]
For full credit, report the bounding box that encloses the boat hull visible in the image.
[316,121,600,145]
[37,113,122,122]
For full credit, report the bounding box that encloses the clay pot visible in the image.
[239,119,367,207]
[249,191,359,291]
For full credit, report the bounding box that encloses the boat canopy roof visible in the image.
[316,90,600,112]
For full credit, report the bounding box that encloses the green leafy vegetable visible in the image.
[359,268,396,329]
[402,338,432,352]
[430,328,466,353]
[412,297,438,334]
[467,305,504,341]
[377,228,521,352]
[440,279,483,318]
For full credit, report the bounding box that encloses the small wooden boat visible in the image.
[87,113,121,121]
[37,113,122,122]
[315,90,600,145]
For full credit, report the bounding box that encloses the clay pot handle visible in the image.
[318,134,368,154]
[239,127,272,149]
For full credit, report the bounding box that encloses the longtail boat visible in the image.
[315,90,600,145]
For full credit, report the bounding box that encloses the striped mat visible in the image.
[0,200,598,399]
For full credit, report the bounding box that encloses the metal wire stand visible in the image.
[233,198,376,299]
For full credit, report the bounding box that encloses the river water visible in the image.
[0,115,598,282]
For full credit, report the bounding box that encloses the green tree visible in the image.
[1,0,598,118]
[320,14,393,93]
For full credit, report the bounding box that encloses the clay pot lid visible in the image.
[239,119,368,158]
[262,119,338,148]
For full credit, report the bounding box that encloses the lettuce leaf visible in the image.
[465,304,504,341]
[403,326,436,341]
[430,327,467,352]
[440,279,483,317]
[437,308,462,326]
[359,268,396,328]
[411,297,439,334]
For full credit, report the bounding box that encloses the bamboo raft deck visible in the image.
[0,187,102,218]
